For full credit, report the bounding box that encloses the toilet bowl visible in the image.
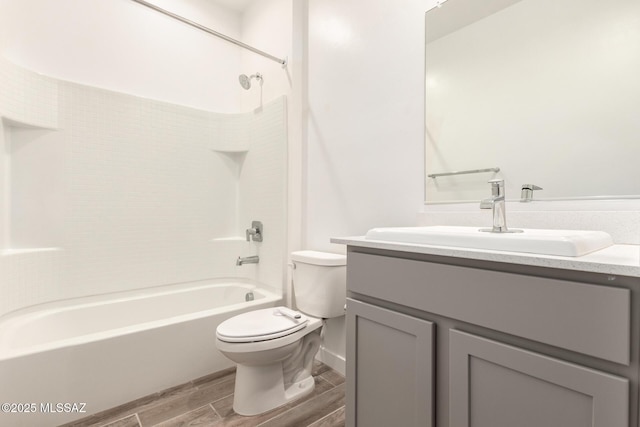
[215,250,346,416]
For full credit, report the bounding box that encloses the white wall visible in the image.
[303,0,433,372]
[306,0,429,254]
[240,0,292,113]
[0,0,242,112]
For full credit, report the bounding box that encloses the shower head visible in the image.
[239,74,251,90]
[239,72,263,90]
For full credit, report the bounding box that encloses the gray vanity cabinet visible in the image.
[346,298,434,427]
[345,248,635,427]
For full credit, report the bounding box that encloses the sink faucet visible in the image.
[480,179,522,234]
[236,255,259,266]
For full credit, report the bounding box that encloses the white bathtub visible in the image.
[0,280,281,426]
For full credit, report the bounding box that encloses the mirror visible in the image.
[425,0,640,203]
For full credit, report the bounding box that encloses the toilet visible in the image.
[215,250,346,416]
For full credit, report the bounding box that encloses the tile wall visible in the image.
[0,60,286,317]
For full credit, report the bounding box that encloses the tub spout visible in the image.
[236,255,259,266]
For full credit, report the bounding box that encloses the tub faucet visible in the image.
[480,179,522,234]
[236,255,259,266]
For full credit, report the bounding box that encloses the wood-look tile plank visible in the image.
[312,360,332,377]
[211,376,335,427]
[190,367,236,388]
[319,369,345,387]
[257,383,346,427]
[99,414,141,427]
[151,404,220,427]
[306,406,345,427]
[138,377,235,426]
[138,370,233,421]
[61,382,197,427]
[60,401,141,427]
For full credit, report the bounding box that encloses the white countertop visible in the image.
[331,236,640,278]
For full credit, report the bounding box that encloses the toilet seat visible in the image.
[217,307,309,343]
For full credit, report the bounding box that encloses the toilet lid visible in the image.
[216,306,309,343]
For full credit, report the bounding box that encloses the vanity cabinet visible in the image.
[345,248,636,427]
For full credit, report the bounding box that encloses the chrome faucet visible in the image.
[236,255,259,266]
[246,221,263,242]
[480,179,522,234]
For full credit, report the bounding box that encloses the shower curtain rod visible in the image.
[130,0,287,67]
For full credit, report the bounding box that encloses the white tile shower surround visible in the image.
[0,60,287,317]
[0,58,58,128]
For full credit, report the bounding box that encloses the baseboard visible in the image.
[316,346,346,376]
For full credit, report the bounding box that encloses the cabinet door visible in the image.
[346,298,434,427]
[449,330,629,427]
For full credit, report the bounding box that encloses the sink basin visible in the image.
[364,226,614,257]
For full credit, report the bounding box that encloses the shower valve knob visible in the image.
[245,221,263,242]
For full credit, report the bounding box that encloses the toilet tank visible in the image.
[291,250,346,318]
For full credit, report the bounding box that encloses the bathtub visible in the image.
[0,280,281,426]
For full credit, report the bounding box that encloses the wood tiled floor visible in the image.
[61,361,345,427]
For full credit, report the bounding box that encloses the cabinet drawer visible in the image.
[347,252,630,364]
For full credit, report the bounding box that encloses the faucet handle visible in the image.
[521,184,543,191]
[520,184,543,202]
[487,178,505,197]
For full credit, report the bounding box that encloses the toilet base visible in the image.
[232,363,316,416]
